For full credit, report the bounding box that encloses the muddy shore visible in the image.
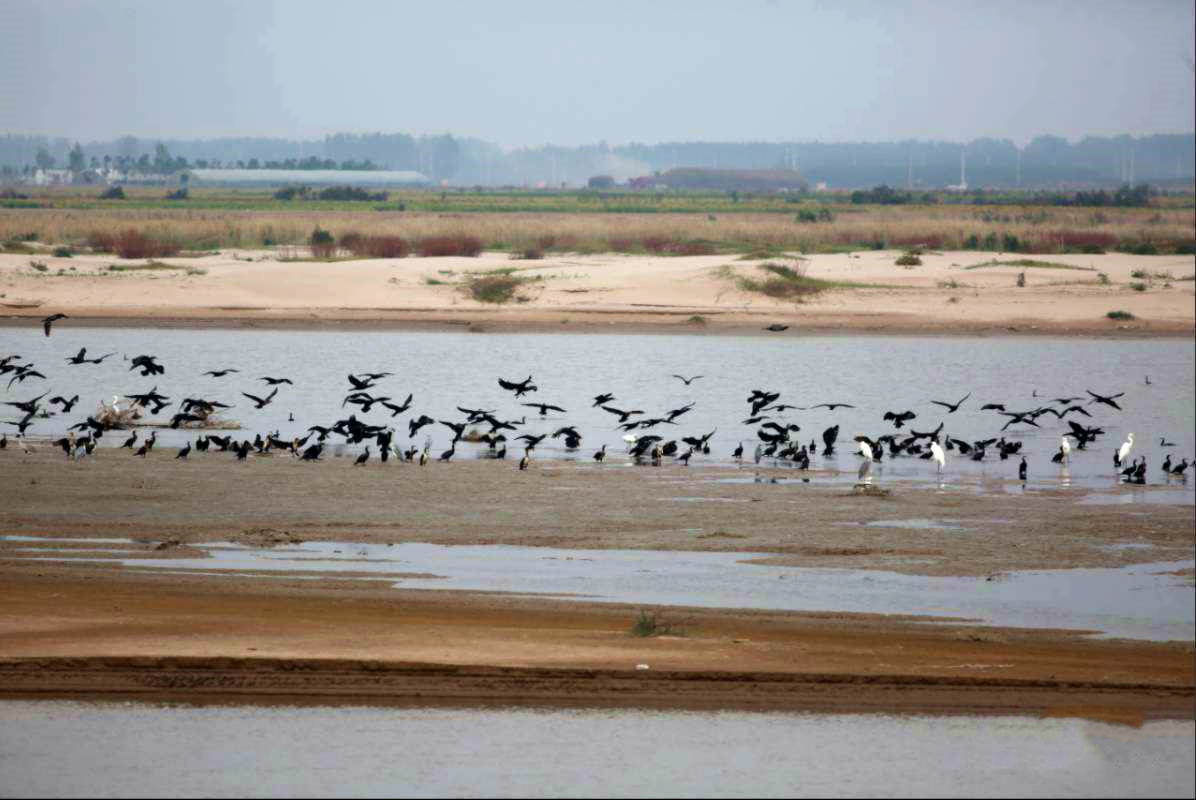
[1,450,1192,720]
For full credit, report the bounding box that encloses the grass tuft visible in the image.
[629,609,686,637]
[1106,310,1135,320]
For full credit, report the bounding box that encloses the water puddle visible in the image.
[5,535,1192,641]
[1076,487,1195,505]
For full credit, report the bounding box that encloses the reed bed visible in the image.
[1,204,1192,256]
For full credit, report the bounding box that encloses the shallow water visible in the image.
[4,329,1193,495]
[10,536,1192,640]
[0,701,1191,798]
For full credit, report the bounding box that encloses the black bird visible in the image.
[601,406,644,423]
[127,387,171,414]
[1086,389,1125,411]
[440,419,468,442]
[592,393,615,407]
[128,355,165,376]
[301,443,324,461]
[999,410,1041,431]
[260,376,293,386]
[733,442,743,460]
[439,444,456,462]
[1018,456,1027,481]
[593,444,606,462]
[176,441,191,460]
[980,403,1005,412]
[1162,454,1172,473]
[519,449,530,470]
[170,412,205,428]
[354,447,370,466]
[1159,437,1176,448]
[672,374,703,385]
[821,424,839,455]
[522,402,567,417]
[120,431,138,449]
[665,402,695,422]
[517,433,547,451]
[742,415,770,425]
[4,391,48,416]
[66,348,115,365]
[242,388,278,409]
[883,410,916,429]
[380,394,414,417]
[41,313,67,336]
[1169,459,1189,478]
[347,374,377,391]
[929,392,970,414]
[408,415,435,438]
[498,375,537,397]
[6,365,46,389]
[203,368,239,378]
[763,324,789,332]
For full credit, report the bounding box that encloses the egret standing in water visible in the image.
[929,439,946,475]
[1116,433,1134,469]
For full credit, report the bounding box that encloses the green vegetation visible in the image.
[731,262,893,300]
[108,260,191,272]
[1129,281,1148,292]
[965,259,1095,271]
[1106,310,1135,320]
[629,610,686,637]
[52,246,72,257]
[29,259,47,272]
[895,251,922,267]
[464,270,540,303]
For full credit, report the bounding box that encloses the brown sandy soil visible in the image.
[1,451,1193,576]
[1,249,1192,335]
[0,570,1192,723]
[2,452,1193,719]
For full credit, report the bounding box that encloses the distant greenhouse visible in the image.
[190,168,431,187]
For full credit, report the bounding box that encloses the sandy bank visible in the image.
[1,572,1191,722]
[1,249,1192,335]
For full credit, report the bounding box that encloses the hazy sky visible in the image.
[2,0,1192,146]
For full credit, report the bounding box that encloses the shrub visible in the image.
[630,610,685,637]
[1130,269,1147,279]
[511,247,544,260]
[895,251,922,267]
[86,231,115,252]
[416,235,483,257]
[112,229,181,259]
[98,186,126,200]
[315,185,388,202]
[1129,282,1147,292]
[309,227,336,258]
[29,260,47,272]
[466,273,533,303]
[165,187,188,200]
[1097,272,1110,285]
[52,246,72,258]
[273,185,310,201]
[1106,310,1135,320]
[1121,242,1158,256]
[795,208,818,223]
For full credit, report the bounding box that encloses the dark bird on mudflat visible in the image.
[41,313,67,336]
[354,447,370,466]
[176,441,191,460]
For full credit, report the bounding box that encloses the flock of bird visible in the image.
[1,312,1191,487]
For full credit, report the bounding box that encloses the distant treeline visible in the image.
[0,131,1192,189]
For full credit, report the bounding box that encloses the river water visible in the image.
[0,701,1191,798]
[3,329,1193,493]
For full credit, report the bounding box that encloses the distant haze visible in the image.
[1,0,1192,146]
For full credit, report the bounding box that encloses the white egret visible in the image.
[1117,433,1134,467]
[929,439,946,474]
[1060,436,1071,464]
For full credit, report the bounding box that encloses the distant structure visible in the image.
[946,148,968,192]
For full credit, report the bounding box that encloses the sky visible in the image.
[1,0,1192,147]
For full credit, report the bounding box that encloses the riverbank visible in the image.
[2,249,1192,336]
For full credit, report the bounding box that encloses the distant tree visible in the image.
[587,175,615,189]
[68,143,85,173]
[34,147,55,170]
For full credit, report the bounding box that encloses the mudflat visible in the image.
[1,450,1192,721]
